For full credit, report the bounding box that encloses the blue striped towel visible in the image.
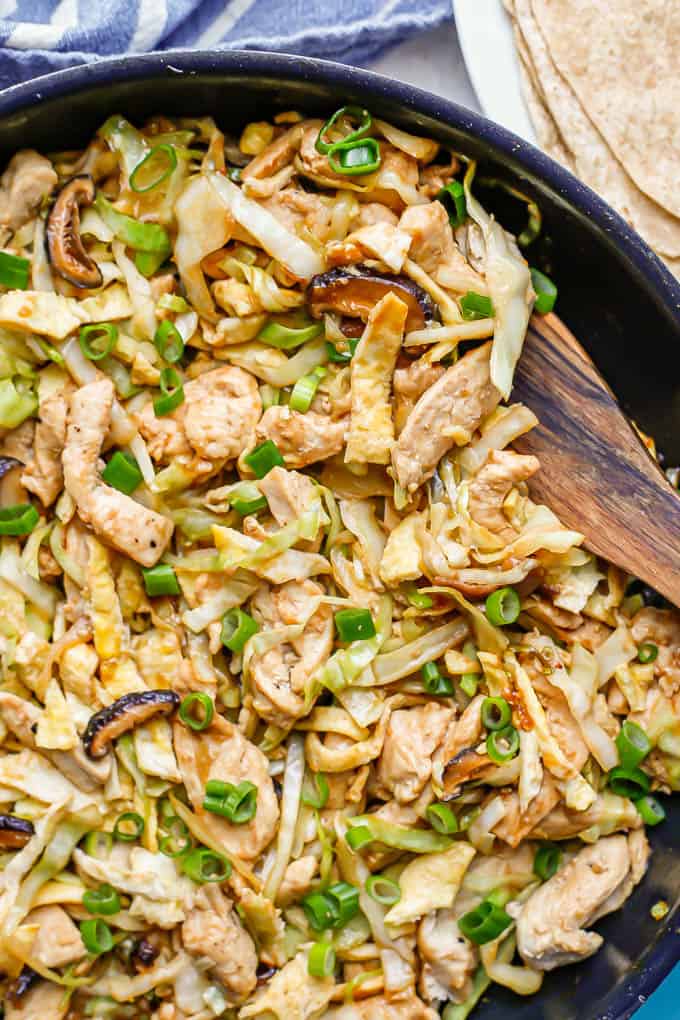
[0,0,450,91]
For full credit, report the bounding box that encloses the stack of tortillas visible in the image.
[505,0,680,279]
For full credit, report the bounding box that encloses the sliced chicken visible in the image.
[254,406,347,469]
[435,695,484,780]
[5,979,68,1020]
[631,606,680,696]
[328,994,439,1020]
[392,342,500,493]
[393,357,445,434]
[182,886,257,1005]
[530,791,642,841]
[259,466,319,526]
[0,150,57,233]
[23,906,84,968]
[376,702,453,803]
[63,380,173,567]
[136,365,261,469]
[261,186,335,242]
[493,775,560,848]
[242,124,304,181]
[297,120,349,185]
[399,201,485,289]
[21,390,70,506]
[468,449,539,541]
[418,909,477,1003]
[277,855,318,907]
[239,948,335,1020]
[173,713,278,862]
[345,292,408,466]
[354,202,399,228]
[249,579,333,728]
[516,833,649,971]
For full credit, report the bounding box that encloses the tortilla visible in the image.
[511,0,680,260]
[531,0,680,220]
[513,26,575,171]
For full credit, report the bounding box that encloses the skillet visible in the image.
[0,49,678,1020]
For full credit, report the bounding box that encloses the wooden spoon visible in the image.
[511,312,680,607]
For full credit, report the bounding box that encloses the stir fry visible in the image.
[0,106,677,1020]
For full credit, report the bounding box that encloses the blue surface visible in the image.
[0,46,679,1020]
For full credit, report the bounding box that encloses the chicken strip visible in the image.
[400,200,485,291]
[5,979,68,1020]
[259,466,319,526]
[392,342,500,493]
[173,714,279,861]
[418,909,477,1004]
[345,292,408,466]
[62,379,173,567]
[468,449,540,541]
[376,702,453,803]
[182,887,257,1005]
[21,389,71,506]
[393,357,445,434]
[0,150,57,234]
[249,579,333,729]
[516,833,649,970]
[23,906,85,968]
[254,406,347,469]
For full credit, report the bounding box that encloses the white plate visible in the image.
[452,0,536,144]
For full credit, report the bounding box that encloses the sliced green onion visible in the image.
[289,366,327,413]
[0,504,39,537]
[636,795,666,827]
[141,563,180,597]
[366,874,401,906]
[486,725,520,764]
[179,692,214,731]
[257,320,323,349]
[533,843,562,881]
[530,267,557,315]
[335,608,376,642]
[302,891,337,932]
[481,696,512,731]
[327,138,381,176]
[316,106,372,154]
[223,782,258,824]
[616,720,652,771]
[344,824,373,852]
[259,384,280,410]
[607,765,651,801]
[460,291,495,321]
[485,587,521,626]
[302,772,330,810]
[438,180,467,227]
[422,661,454,696]
[157,293,190,314]
[326,881,360,927]
[637,642,659,664]
[460,673,479,698]
[101,451,143,495]
[326,338,359,363]
[404,585,433,609]
[426,802,459,835]
[83,831,113,859]
[79,323,118,361]
[130,144,178,193]
[159,816,193,858]
[113,812,144,842]
[82,884,121,916]
[244,439,285,478]
[154,319,185,363]
[458,899,512,945]
[221,607,259,653]
[227,167,242,183]
[205,779,230,798]
[308,941,336,978]
[0,250,30,289]
[181,847,231,883]
[153,366,184,416]
[135,250,169,277]
[80,918,113,956]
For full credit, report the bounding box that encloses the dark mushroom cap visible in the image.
[132,937,160,971]
[82,689,180,759]
[0,813,35,849]
[307,265,437,332]
[0,456,23,481]
[442,747,491,797]
[46,174,103,290]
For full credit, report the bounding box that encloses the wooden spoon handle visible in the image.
[512,314,680,607]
